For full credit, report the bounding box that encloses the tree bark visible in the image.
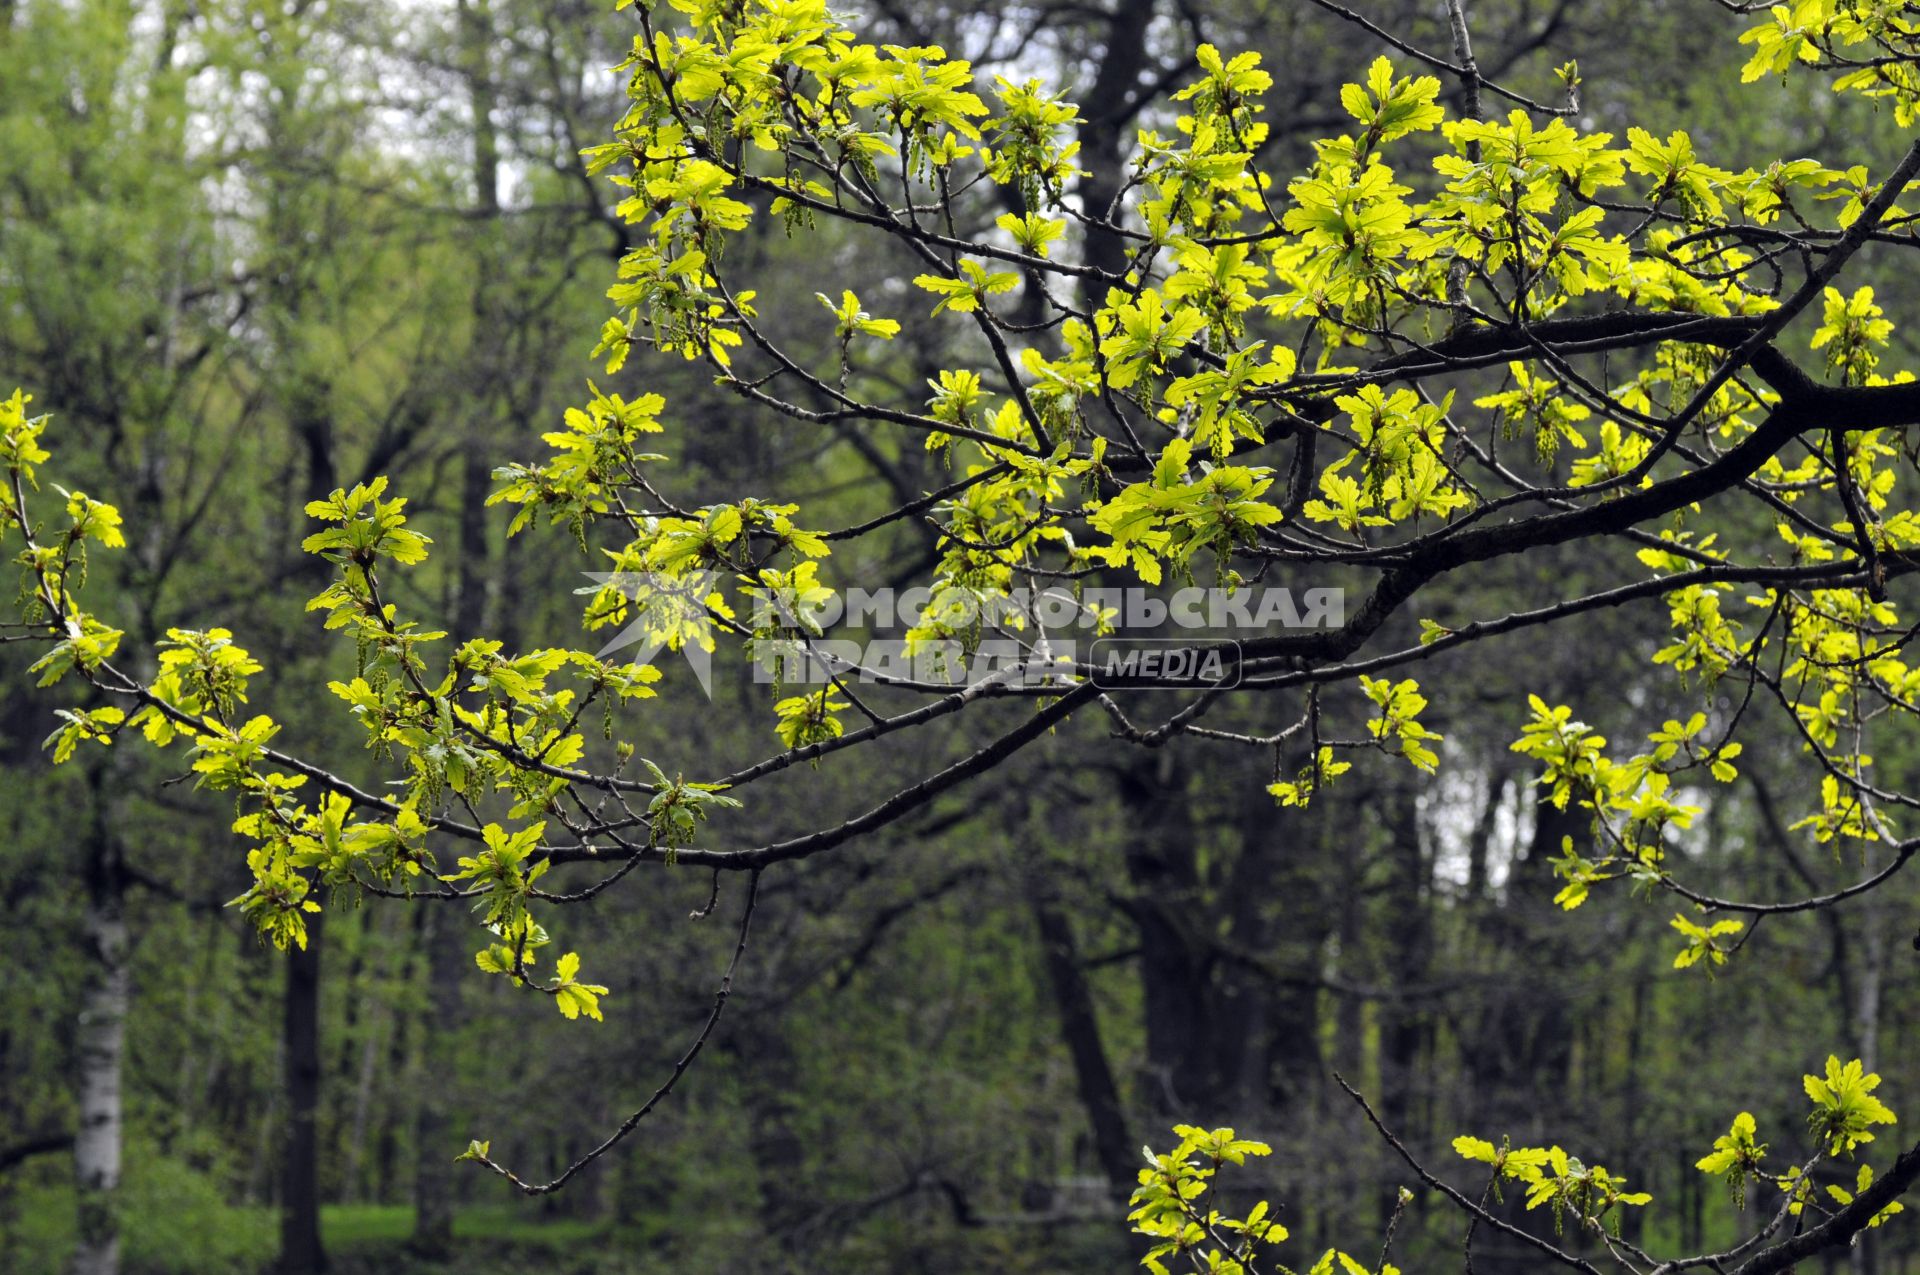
[1075,0,1158,286]
[339,912,391,1202]
[70,765,128,1275]
[410,905,466,1257]
[1849,862,1889,1275]
[1030,891,1136,1192]
[1378,784,1431,1143]
[275,223,339,1275]
[279,912,326,1275]
[413,2,502,1252]
[1116,752,1211,1115]
[1229,785,1327,1116]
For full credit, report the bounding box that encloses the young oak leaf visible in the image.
[1805,1055,1897,1156]
[552,951,610,1022]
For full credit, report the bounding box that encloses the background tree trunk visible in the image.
[1117,754,1211,1116]
[279,913,326,1275]
[410,907,466,1257]
[414,0,504,1251]
[70,764,128,1275]
[1030,891,1135,1192]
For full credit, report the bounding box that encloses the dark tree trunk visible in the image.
[1075,0,1158,286]
[1471,796,1584,1260]
[277,276,339,1275]
[414,0,503,1251]
[1378,785,1431,1143]
[279,912,326,1275]
[1225,784,1328,1116]
[1116,752,1212,1115]
[1031,892,1136,1191]
[410,905,467,1257]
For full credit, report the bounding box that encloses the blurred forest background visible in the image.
[0,0,1915,1272]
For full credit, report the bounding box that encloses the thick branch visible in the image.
[1733,1139,1920,1275]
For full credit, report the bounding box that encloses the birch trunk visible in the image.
[71,770,127,1275]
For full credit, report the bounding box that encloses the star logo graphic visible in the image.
[579,570,725,697]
